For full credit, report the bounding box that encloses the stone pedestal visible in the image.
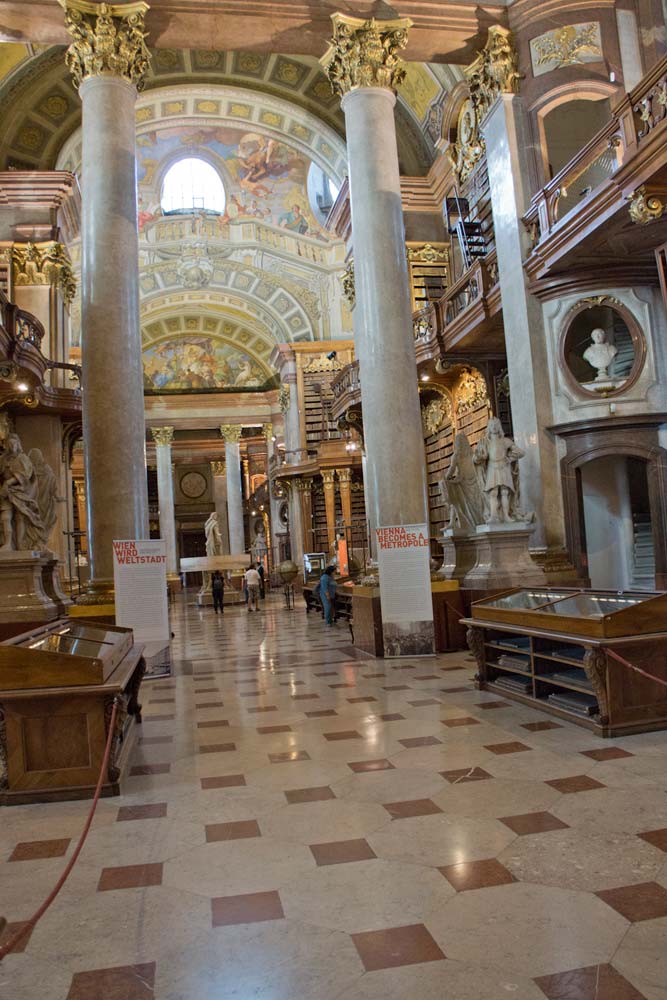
[463,524,548,591]
[0,551,60,624]
[438,528,479,582]
[42,553,72,617]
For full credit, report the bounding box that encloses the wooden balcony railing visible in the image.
[0,290,45,349]
[331,360,360,401]
[524,54,667,249]
[438,250,499,330]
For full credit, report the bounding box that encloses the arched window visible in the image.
[307,162,340,226]
[160,157,226,215]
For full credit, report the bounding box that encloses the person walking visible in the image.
[245,564,261,612]
[319,565,337,626]
[211,570,225,615]
[256,560,265,599]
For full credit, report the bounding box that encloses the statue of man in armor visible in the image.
[473,418,526,524]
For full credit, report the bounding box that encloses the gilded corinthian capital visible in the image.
[220,424,242,443]
[59,0,151,91]
[151,425,174,447]
[321,13,412,97]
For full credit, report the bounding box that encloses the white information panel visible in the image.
[112,539,169,644]
[376,524,435,657]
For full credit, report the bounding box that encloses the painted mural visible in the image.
[143,337,270,391]
[137,125,331,239]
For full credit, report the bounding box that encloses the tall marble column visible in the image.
[474,30,563,551]
[62,0,151,598]
[321,469,337,552]
[336,467,353,527]
[263,424,281,565]
[73,478,87,556]
[323,14,429,533]
[220,425,245,555]
[150,427,178,582]
[210,461,230,555]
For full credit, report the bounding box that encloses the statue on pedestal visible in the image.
[29,448,60,544]
[473,417,530,524]
[439,432,485,532]
[583,328,618,383]
[0,434,46,551]
[251,524,268,563]
[204,511,223,557]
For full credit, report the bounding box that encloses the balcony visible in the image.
[330,360,361,422]
[437,250,502,351]
[0,290,81,415]
[523,56,667,291]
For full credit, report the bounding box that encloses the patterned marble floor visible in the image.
[2,593,667,1000]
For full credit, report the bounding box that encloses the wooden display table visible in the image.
[464,588,667,737]
[0,619,145,805]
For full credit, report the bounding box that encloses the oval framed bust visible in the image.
[559,297,646,399]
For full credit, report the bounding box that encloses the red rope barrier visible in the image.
[0,697,119,961]
[604,645,667,690]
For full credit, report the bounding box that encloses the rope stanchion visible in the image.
[0,697,120,961]
[604,645,667,690]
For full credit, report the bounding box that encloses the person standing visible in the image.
[256,560,265,599]
[319,565,337,626]
[211,570,225,615]
[245,564,261,612]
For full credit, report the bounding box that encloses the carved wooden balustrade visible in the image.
[524,55,667,278]
[330,359,361,423]
[0,289,82,415]
[435,250,501,350]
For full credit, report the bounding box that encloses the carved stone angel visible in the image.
[0,434,45,551]
[29,448,62,546]
[439,432,485,533]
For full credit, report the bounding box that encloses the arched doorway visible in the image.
[579,455,654,590]
[555,416,667,591]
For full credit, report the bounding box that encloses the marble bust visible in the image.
[583,328,618,382]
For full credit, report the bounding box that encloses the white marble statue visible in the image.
[204,511,223,557]
[583,328,618,382]
[29,448,60,544]
[0,434,45,551]
[251,524,268,562]
[473,418,528,524]
[439,432,485,532]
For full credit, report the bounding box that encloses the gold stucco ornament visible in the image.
[12,242,77,304]
[628,187,665,225]
[321,13,412,97]
[59,0,151,91]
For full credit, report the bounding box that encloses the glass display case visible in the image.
[0,618,134,690]
[464,588,667,736]
[470,587,667,638]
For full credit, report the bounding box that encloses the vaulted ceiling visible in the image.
[0,46,457,175]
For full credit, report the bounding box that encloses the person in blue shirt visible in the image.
[319,565,337,626]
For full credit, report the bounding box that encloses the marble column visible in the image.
[288,483,305,570]
[220,425,245,555]
[481,93,563,551]
[361,450,378,561]
[62,0,151,598]
[73,478,87,556]
[210,461,230,555]
[150,427,178,581]
[336,467,353,527]
[324,14,429,534]
[321,469,337,552]
[263,424,281,566]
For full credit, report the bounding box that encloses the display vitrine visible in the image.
[0,618,145,804]
[463,588,667,736]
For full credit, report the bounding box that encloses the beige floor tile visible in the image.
[367,812,516,868]
[426,882,629,978]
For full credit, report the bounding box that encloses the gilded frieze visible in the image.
[530,23,602,77]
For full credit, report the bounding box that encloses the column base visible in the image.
[78,579,115,606]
